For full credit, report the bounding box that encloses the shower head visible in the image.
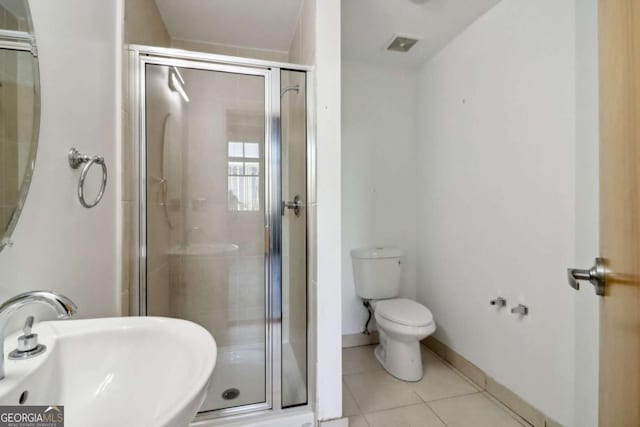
[280,85,300,97]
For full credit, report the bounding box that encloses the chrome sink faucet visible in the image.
[0,291,77,380]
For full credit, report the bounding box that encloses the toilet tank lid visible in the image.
[351,247,403,259]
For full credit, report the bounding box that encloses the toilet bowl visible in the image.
[351,247,437,382]
[372,298,436,381]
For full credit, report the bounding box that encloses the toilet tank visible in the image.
[351,247,403,300]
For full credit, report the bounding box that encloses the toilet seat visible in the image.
[374,298,433,327]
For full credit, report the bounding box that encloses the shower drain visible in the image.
[222,388,240,400]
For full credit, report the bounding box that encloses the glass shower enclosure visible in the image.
[131,47,310,419]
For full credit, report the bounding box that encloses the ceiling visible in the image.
[155,0,304,52]
[342,0,501,67]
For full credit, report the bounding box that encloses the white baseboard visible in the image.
[422,337,561,427]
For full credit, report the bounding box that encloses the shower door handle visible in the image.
[567,257,606,296]
[282,195,303,217]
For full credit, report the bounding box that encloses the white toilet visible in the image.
[351,247,436,382]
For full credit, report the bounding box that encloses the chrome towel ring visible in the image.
[68,147,107,208]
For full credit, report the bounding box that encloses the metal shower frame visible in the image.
[128,44,315,423]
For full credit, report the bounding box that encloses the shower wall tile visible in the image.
[146,200,169,275]
[167,251,266,349]
[0,3,19,31]
[122,0,173,315]
[121,49,134,315]
[300,0,316,65]
[144,65,185,287]
[289,24,302,65]
[228,255,265,310]
[121,107,134,203]
[121,44,136,205]
[121,201,134,315]
[180,308,264,350]
[147,263,170,316]
[288,0,316,65]
[170,256,231,313]
[124,0,170,46]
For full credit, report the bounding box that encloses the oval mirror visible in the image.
[0,0,39,252]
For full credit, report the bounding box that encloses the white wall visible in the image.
[0,0,121,322]
[416,0,576,425]
[574,0,599,425]
[341,60,418,335]
[314,0,343,421]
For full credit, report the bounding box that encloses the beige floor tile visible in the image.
[364,404,446,427]
[481,393,531,425]
[343,381,361,417]
[348,415,370,427]
[428,393,525,427]
[342,345,382,375]
[410,347,479,402]
[344,370,422,413]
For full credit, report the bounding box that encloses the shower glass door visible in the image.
[137,50,309,419]
[281,69,308,408]
[143,62,268,413]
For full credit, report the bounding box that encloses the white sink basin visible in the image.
[0,317,217,427]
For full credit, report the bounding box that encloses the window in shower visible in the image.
[227,141,260,211]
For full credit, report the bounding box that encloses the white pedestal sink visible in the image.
[0,317,217,427]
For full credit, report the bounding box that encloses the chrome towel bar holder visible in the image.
[68,147,107,208]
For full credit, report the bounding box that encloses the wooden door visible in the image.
[598,1,640,425]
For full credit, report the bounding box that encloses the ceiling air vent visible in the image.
[386,34,421,52]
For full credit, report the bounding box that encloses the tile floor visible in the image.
[342,344,527,427]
